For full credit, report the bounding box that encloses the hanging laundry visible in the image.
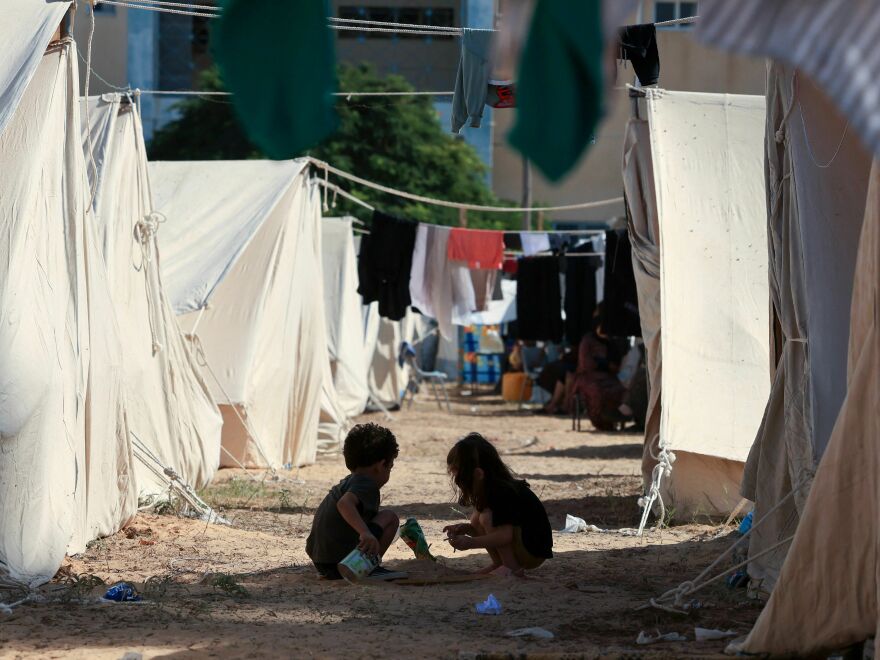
[516,256,563,342]
[448,227,505,270]
[592,233,606,304]
[409,224,477,339]
[487,83,516,108]
[503,256,519,276]
[213,0,337,159]
[508,0,604,182]
[565,244,602,345]
[618,24,660,87]
[451,29,494,133]
[470,269,500,312]
[520,232,551,256]
[503,232,523,252]
[602,229,641,337]
[358,210,418,321]
[549,233,577,253]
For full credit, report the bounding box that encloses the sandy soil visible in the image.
[1,391,764,659]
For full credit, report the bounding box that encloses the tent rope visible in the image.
[640,475,811,613]
[636,434,674,535]
[130,432,229,524]
[83,7,99,208]
[133,211,167,355]
[307,157,624,214]
[188,334,303,486]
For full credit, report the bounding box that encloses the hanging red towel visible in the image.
[447,228,505,270]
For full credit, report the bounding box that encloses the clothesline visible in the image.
[329,25,460,37]
[96,0,218,18]
[307,157,623,214]
[506,251,604,258]
[93,2,698,30]
[328,16,464,33]
[133,89,454,98]
[313,177,607,241]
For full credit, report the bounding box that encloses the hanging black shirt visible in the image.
[516,255,563,342]
[357,210,418,321]
[619,24,660,87]
[602,229,642,338]
[564,243,602,345]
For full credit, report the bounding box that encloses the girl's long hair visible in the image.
[447,432,523,510]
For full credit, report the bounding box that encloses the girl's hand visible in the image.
[358,532,381,557]
[442,523,469,537]
[447,535,475,551]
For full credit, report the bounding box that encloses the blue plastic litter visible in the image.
[738,511,754,535]
[476,593,502,615]
[103,583,142,602]
[727,569,749,589]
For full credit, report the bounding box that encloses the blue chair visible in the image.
[399,342,451,413]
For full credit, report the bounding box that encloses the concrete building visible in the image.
[330,0,495,173]
[72,2,214,141]
[491,0,765,226]
[73,0,494,168]
[72,0,762,214]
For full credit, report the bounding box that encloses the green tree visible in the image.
[148,65,520,228]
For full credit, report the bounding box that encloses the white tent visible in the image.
[637,90,770,521]
[322,217,371,417]
[152,160,346,469]
[1,36,136,586]
[81,94,223,498]
[365,306,420,410]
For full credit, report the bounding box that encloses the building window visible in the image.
[336,6,456,40]
[654,1,697,28]
[91,3,116,14]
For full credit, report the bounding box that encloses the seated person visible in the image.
[306,423,401,580]
[536,344,578,414]
[444,433,552,576]
[568,314,628,431]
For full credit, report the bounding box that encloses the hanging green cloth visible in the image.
[212,0,338,159]
[507,0,605,182]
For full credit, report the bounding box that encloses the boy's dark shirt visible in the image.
[306,474,380,564]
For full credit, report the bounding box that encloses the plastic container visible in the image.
[337,548,378,583]
[502,372,532,402]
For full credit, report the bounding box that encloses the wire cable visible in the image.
[329,16,463,33]
[307,157,623,214]
[329,24,459,37]
[98,0,219,18]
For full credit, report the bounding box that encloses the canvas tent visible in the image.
[152,160,347,469]
[632,90,770,522]
[322,217,371,418]
[0,34,136,586]
[81,94,223,498]
[365,307,421,410]
[696,1,875,600]
[690,3,879,653]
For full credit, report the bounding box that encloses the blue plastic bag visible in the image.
[738,511,754,535]
[476,593,502,615]
[103,583,142,602]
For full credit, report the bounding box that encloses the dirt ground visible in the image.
[1,391,766,659]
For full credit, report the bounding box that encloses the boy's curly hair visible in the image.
[343,423,399,470]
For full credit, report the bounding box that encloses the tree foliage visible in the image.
[148,65,520,228]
